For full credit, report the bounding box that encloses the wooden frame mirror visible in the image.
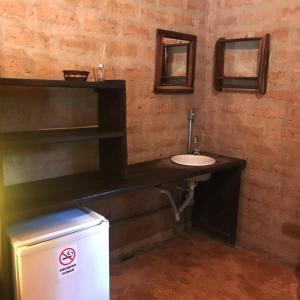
[154,29,197,94]
[214,34,270,94]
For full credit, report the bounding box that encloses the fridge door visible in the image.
[15,222,109,300]
[8,208,105,248]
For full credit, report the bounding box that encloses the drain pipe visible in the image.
[178,181,197,215]
[159,188,180,222]
[157,181,199,222]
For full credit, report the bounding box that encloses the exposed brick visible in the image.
[0,50,31,76]
[187,0,206,10]
[281,127,300,143]
[279,5,300,20]
[245,171,281,191]
[268,70,287,86]
[243,10,274,25]
[64,0,102,8]
[269,90,300,102]
[252,105,284,119]
[106,0,136,16]
[143,119,168,133]
[141,8,167,24]
[5,26,49,49]
[35,4,77,27]
[203,0,300,268]
[159,0,185,8]
[0,1,27,18]
[173,14,195,27]
[224,0,254,8]
[31,54,73,79]
[220,103,245,114]
[286,105,300,129]
[108,42,138,58]
[236,124,265,137]
[217,16,237,26]
[271,28,290,42]
[60,38,97,53]
[292,70,300,83]
[83,16,120,35]
[123,23,151,38]
[272,164,299,178]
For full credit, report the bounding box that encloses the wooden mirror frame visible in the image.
[154,29,197,94]
[214,34,270,94]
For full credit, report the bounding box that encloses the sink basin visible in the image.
[171,154,216,166]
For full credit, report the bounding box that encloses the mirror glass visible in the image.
[154,29,197,94]
[224,40,260,77]
[161,38,189,84]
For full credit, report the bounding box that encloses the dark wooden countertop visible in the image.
[4,152,246,219]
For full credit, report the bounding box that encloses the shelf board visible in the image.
[220,76,258,80]
[0,127,124,150]
[223,37,261,43]
[3,153,246,220]
[0,78,125,90]
[221,77,259,89]
[161,76,186,79]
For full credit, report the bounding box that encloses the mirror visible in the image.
[224,40,260,78]
[214,34,270,94]
[154,29,197,94]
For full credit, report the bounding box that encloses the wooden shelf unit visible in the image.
[0,78,127,299]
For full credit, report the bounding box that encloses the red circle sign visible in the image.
[59,248,76,266]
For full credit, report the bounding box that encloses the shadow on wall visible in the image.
[282,223,300,299]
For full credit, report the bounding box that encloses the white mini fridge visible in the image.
[7,207,109,300]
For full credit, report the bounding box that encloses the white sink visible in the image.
[171,154,216,166]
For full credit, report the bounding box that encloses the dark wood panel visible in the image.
[87,185,183,224]
[0,78,125,90]
[3,153,246,220]
[109,205,182,250]
[98,89,126,131]
[0,127,124,150]
[99,137,127,177]
[97,88,127,176]
[214,38,225,91]
[192,167,243,245]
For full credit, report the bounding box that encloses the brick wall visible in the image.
[1,0,298,267]
[201,0,300,266]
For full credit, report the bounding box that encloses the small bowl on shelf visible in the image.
[63,70,89,81]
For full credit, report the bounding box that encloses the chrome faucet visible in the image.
[187,108,196,154]
[192,136,200,155]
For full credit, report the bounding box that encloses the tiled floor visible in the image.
[110,232,299,300]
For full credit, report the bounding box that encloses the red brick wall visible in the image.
[201,0,300,266]
[1,0,298,266]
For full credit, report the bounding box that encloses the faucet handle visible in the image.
[193,136,199,144]
[188,108,196,120]
[193,147,200,156]
[192,136,200,155]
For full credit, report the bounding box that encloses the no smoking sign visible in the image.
[57,245,79,279]
[59,248,76,265]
